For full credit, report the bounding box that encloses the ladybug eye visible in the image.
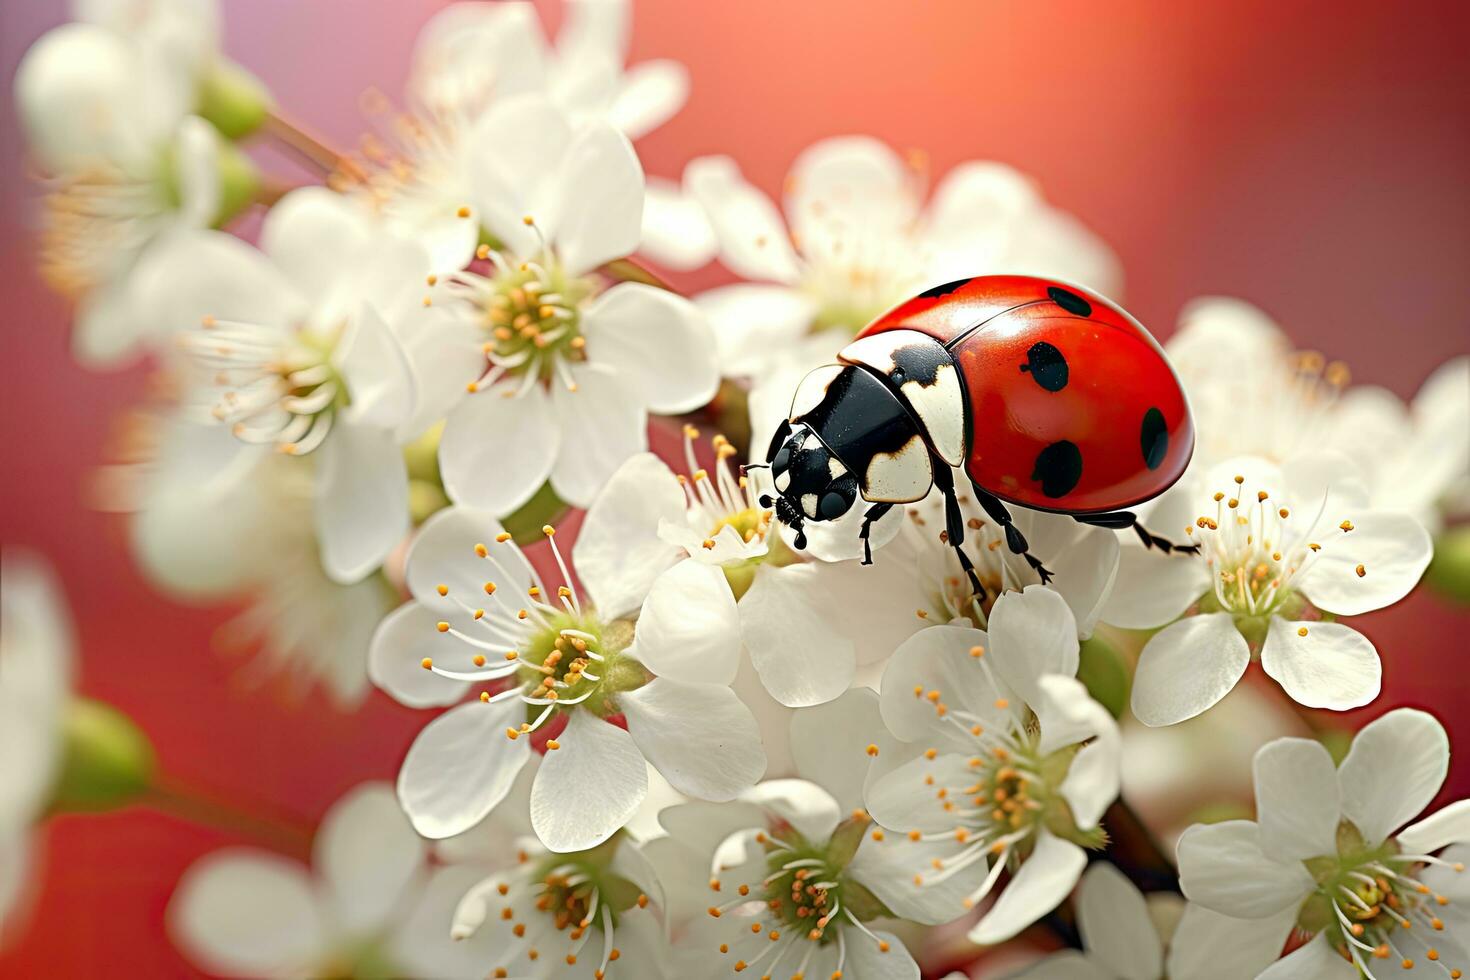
[772,445,792,472]
[818,491,851,520]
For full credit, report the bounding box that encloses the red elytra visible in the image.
[857,275,1194,514]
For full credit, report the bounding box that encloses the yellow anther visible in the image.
[546,740,561,751]
[420,658,433,670]
[436,622,450,633]
[865,744,880,757]
[1298,626,1309,637]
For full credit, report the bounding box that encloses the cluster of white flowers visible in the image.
[7,0,1467,977]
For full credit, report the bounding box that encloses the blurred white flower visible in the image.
[1177,709,1469,979]
[657,690,986,980]
[1167,299,1470,533]
[372,504,764,852]
[160,188,435,583]
[0,551,75,943]
[413,98,719,512]
[14,21,233,367]
[868,587,1122,945]
[683,136,1121,384]
[72,0,222,80]
[354,0,706,273]
[128,415,396,709]
[1010,862,1294,980]
[169,782,501,979]
[1105,454,1431,727]
[449,766,670,980]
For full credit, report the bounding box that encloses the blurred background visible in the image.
[2,0,1467,975]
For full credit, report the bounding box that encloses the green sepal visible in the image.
[1077,632,1129,719]
[825,815,868,869]
[49,698,156,813]
[1426,525,1470,605]
[837,878,894,923]
[196,59,272,140]
[211,137,260,227]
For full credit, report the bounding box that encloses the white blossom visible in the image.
[1177,709,1469,979]
[372,503,765,852]
[1105,453,1430,726]
[867,587,1122,945]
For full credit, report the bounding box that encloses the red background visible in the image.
[2,1,1468,975]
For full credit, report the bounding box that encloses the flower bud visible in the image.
[196,59,272,140]
[49,698,156,813]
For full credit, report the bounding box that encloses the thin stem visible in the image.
[255,177,301,208]
[260,111,362,180]
[1101,797,1180,894]
[141,778,314,860]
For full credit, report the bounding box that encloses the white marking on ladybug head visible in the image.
[863,434,933,503]
[828,458,847,480]
[801,433,821,452]
[800,493,820,519]
[774,469,791,493]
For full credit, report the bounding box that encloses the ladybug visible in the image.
[758,275,1197,590]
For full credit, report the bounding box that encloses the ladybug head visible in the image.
[759,421,860,549]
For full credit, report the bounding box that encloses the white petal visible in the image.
[71,275,148,369]
[741,778,843,843]
[620,679,764,801]
[1100,544,1209,629]
[259,187,373,310]
[550,123,644,276]
[1020,514,1120,638]
[151,229,306,334]
[611,58,688,139]
[850,829,989,926]
[638,176,716,269]
[738,563,854,707]
[1254,932,1351,980]
[316,782,425,937]
[397,698,531,839]
[628,559,740,685]
[393,311,484,441]
[530,711,648,852]
[368,602,472,708]
[1298,510,1432,616]
[440,381,560,515]
[784,136,919,250]
[800,554,931,666]
[571,452,685,619]
[1075,863,1162,980]
[864,752,972,834]
[789,687,890,815]
[1337,708,1449,847]
[582,283,719,414]
[1253,738,1341,862]
[1259,618,1380,711]
[839,929,920,980]
[878,624,1006,744]
[1039,676,1120,826]
[549,363,648,508]
[684,155,800,283]
[1167,903,1298,980]
[335,304,415,430]
[986,586,1079,710]
[920,161,1039,256]
[168,850,329,977]
[1130,613,1250,727]
[387,865,504,979]
[315,421,409,584]
[404,506,535,624]
[693,282,818,378]
[968,831,1087,945]
[1397,800,1470,855]
[1176,820,1313,918]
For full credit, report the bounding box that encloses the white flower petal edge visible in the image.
[580,282,719,415]
[530,711,648,853]
[627,559,740,685]
[1259,618,1380,712]
[1252,737,1341,862]
[1075,862,1163,980]
[619,678,765,802]
[571,452,685,619]
[1176,819,1313,919]
[1336,707,1449,847]
[1130,612,1250,727]
[314,784,426,938]
[397,699,531,839]
[968,831,1087,945]
[1397,799,1470,855]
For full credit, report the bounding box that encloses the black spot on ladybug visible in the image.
[1140,407,1169,470]
[1019,342,1068,392]
[889,343,949,388]
[1047,286,1092,317]
[1032,440,1083,498]
[918,278,972,299]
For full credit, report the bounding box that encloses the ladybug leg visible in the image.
[1073,511,1202,556]
[858,503,893,566]
[972,485,1055,585]
[933,461,985,602]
